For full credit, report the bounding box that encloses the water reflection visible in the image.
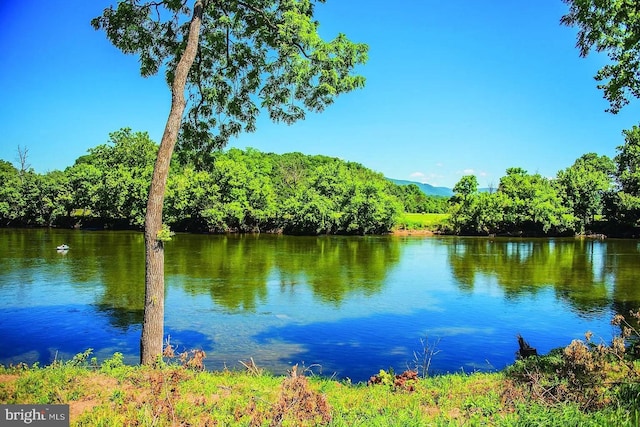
[167,234,272,312]
[0,230,403,328]
[165,234,402,311]
[273,236,401,304]
[444,237,640,316]
[1,229,640,378]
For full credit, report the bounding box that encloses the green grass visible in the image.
[1,352,638,426]
[70,209,92,217]
[395,213,450,231]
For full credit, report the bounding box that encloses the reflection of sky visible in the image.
[164,238,620,381]
[1,235,637,382]
[0,303,141,366]
[1,273,100,308]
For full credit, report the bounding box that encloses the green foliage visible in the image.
[66,128,157,227]
[498,168,571,234]
[562,0,640,114]
[452,174,478,199]
[371,368,396,387]
[560,0,640,235]
[91,0,368,157]
[448,175,483,234]
[395,213,448,230]
[0,160,73,227]
[389,183,449,213]
[156,224,174,242]
[208,149,279,232]
[165,166,222,230]
[555,153,614,233]
[172,147,402,235]
[91,0,370,365]
[605,126,640,230]
[0,160,23,225]
[7,127,640,236]
[617,127,640,195]
[66,348,96,367]
[100,352,125,372]
[448,169,573,236]
[444,135,640,236]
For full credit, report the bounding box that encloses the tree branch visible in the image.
[235,0,312,59]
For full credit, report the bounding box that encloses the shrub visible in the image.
[506,310,640,411]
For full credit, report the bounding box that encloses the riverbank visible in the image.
[1,348,638,426]
[390,228,437,236]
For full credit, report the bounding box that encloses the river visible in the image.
[1,228,638,382]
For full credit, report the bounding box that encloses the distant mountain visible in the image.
[388,178,454,197]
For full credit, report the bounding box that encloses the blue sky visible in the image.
[1,2,639,188]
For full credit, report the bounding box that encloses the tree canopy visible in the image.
[606,126,640,228]
[92,0,370,365]
[561,0,640,233]
[5,135,640,237]
[1,135,450,233]
[555,153,614,233]
[562,0,640,113]
[449,169,573,236]
[92,0,368,163]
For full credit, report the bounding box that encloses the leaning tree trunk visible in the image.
[140,0,205,366]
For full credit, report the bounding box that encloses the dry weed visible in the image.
[251,364,332,427]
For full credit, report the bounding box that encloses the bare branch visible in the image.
[16,145,30,173]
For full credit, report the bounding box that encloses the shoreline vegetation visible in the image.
[2,132,639,238]
[2,312,640,426]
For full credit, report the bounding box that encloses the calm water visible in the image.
[1,228,639,381]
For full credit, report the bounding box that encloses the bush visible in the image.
[506,310,640,411]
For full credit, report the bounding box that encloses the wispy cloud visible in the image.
[457,169,489,178]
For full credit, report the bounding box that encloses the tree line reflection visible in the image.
[164,234,402,309]
[445,237,640,316]
[2,229,639,330]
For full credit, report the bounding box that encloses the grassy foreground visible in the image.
[1,348,639,426]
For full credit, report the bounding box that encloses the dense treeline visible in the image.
[448,126,640,237]
[0,128,444,235]
[4,125,640,237]
[388,184,449,214]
